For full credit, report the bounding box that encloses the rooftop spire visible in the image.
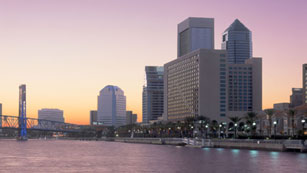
[224,19,250,32]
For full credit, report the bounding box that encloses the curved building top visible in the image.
[100,85,124,95]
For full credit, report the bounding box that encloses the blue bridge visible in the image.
[0,115,82,139]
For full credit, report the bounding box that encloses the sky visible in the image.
[0,0,306,124]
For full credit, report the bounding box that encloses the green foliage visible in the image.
[228,116,241,124]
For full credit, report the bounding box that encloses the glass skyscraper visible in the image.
[303,64,307,104]
[222,19,252,64]
[142,66,164,123]
[222,19,262,114]
[178,17,214,57]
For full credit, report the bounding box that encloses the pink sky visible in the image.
[0,0,306,124]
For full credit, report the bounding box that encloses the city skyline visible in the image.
[0,0,307,124]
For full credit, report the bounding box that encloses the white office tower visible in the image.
[38,109,65,123]
[97,85,126,127]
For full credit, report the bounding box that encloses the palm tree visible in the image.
[197,116,210,138]
[264,109,275,138]
[210,120,219,138]
[288,109,296,137]
[256,113,266,137]
[228,116,241,138]
[245,112,257,136]
[184,117,196,137]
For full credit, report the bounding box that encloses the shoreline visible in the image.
[104,137,307,153]
[2,137,306,153]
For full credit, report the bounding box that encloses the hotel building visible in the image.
[163,17,262,122]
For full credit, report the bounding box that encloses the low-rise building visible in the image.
[290,88,303,108]
[126,111,137,125]
[90,110,98,125]
[38,108,65,123]
[273,103,290,111]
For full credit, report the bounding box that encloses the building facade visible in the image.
[273,103,290,111]
[90,110,98,125]
[142,66,164,123]
[0,103,2,128]
[227,58,262,116]
[38,109,65,123]
[290,88,304,108]
[178,17,214,57]
[163,17,262,122]
[126,111,137,125]
[97,85,126,127]
[303,64,307,104]
[222,19,252,64]
[164,49,228,122]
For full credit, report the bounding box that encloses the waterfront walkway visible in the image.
[105,137,307,152]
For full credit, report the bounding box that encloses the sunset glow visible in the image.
[0,0,306,124]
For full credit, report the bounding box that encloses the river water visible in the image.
[0,140,306,172]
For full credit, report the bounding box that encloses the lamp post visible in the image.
[199,120,204,138]
[302,119,306,135]
[234,123,238,139]
[219,124,222,139]
[205,124,209,139]
[252,122,256,137]
[273,121,277,140]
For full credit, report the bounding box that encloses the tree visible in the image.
[228,116,241,138]
[210,120,219,138]
[245,112,257,136]
[288,109,296,137]
[256,113,266,137]
[265,109,275,138]
[196,116,210,138]
[184,117,196,137]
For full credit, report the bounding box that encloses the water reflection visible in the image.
[231,149,240,156]
[216,148,224,152]
[249,150,259,157]
[203,148,211,151]
[297,153,307,159]
[0,140,306,172]
[270,152,279,159]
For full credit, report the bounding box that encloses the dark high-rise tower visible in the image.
[142,66,164,123]
[222,19,252,64]
[303,64,307,104]
[177,17,214,57]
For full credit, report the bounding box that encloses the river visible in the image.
[0,140,306,172]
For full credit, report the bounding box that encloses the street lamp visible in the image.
[205,124,209,139]
[234,123,238,139]
[273,121,277,139]
[219,124,222,139]
[302,119,306,135]
[252,122,256,136]
[199,120,204,138]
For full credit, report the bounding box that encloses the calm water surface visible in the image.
[0,139,306,172]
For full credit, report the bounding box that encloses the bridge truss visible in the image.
[0,115,81,133]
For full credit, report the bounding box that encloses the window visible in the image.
[222,34,226,42]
